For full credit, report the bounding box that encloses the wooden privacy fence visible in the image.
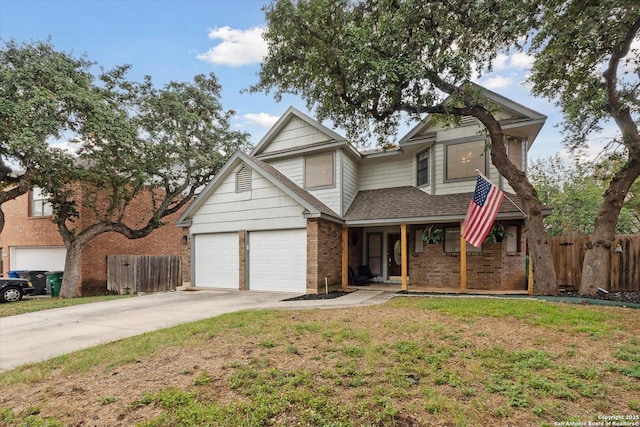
[549,234,640,292]
[107,254,181,294]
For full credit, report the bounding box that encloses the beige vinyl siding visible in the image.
[269,158,303,186]
[269,154,342,215]
[341,151,359,215]
[358,155,413,191]
[263,117,334,154]
[190,169,306,234]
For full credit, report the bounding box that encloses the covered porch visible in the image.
[340,222,533,295]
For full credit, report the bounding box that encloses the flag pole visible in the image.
[474,169,527,218]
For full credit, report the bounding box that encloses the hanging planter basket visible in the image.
[422,225,443,244]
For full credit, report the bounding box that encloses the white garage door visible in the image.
[194,233,239,289]
[249,229,306,293]
[11,247,67,271]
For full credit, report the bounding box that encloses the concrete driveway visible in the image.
[0,288,389,373]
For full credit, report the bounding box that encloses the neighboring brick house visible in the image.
[0,187,188,295]
[177,85,549,295]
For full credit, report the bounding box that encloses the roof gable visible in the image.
[399,83,547,146]
[251,106,347,158]
[176,151,341,226]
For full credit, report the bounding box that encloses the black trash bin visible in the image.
[18,271,48,295]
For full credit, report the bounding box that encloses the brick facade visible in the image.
[404,224,527,291]
[306,218,343,294]
[0,190,185,295]
[181,228,191,285]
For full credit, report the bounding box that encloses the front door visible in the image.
[387,233,402,277]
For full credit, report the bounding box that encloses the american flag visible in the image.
[461,175,505,247]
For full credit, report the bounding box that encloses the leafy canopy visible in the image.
[0,39,98,231]
[529,155,638,236]
[529,0,640,150]
[252,0,540,145]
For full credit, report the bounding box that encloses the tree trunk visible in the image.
[580,205,618,295]
[579,154,640,295]
[580,244,611,296]
[59,239,83,298]
[477,109,558,295]
[524,211,557,295]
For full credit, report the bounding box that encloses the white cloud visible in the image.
[509,52,534,70]
[494,54,509,71]
[242,112,279,128]
[197,26,267,66]
[481,75,512,90]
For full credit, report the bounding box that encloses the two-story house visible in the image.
[176,86,547,294]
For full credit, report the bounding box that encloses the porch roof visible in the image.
[343,186,527,225]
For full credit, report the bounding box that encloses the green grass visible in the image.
[1,297,638,426]
[0,294,133,317]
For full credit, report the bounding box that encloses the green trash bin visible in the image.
[46,271,64,297]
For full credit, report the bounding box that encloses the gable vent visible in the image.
[460,116,477,125]
[236,166,251,192]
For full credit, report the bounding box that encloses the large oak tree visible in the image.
[252,0,558,294]
[2,41,249,297]
[0,40,95,234]
[528,1,640,294]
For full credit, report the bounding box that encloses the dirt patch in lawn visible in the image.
[1,298,639,426]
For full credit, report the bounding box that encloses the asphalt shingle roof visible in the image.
[344,186,525,222]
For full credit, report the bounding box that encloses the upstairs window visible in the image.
[507,137,524,171]
[30,187,53,217]
[416,149,430,186]
[446,140,486,180]
[305,153,334,189]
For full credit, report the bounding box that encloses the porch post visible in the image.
[460,221,467,293]
[342,226,349,289]
[401,223,408,291]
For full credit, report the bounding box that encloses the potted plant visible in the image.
[485,224,513,243]
[422,225,444,244]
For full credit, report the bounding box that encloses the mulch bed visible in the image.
[282,291,353,301]
[561,290,640,304]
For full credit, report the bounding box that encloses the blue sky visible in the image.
[0,0,599,161]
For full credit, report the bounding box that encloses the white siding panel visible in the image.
[194,233,239,289]
[263,117,333,154]
[342,151,359,214]
[269,158,303,186]
[190,169,307,234]
[249,229,306,293]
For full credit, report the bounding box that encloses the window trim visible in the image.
[304,152,335,190]
[444,227,482,253]
[366,232,383,277]
[443,137,488,183]
[506,136,524,171]
[29,188,53,218]
[505,225,522,253]
[416,148,430,187]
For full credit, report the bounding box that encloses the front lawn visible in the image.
[1,297,638,426]
[0,294,133,317]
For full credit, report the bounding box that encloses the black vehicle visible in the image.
[0,278,35,303]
